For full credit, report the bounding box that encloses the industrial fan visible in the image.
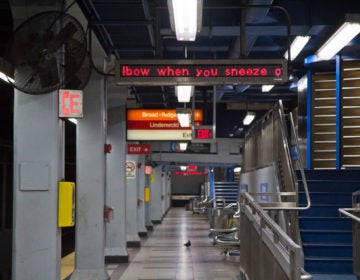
[4,11,89,94]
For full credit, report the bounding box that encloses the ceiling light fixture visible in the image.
[176,108,191,127]
[262,85,274,92]
[0,57,14,84]
[316,15,360,61]
[179,143,188,151]
[175,85,194,102]
[284,35,311,61]
[243,112,256,126]
[168,0,203,41]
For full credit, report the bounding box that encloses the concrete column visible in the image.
[137,155,147,237]
[161,170,166,218]
[165,172,172,211]
[125,154,141,247]
[12,90,63,280]
[150,166,162,224]
[70,71,109,280]
[105,105,128,263]
[145,173,153,231]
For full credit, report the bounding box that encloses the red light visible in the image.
[175,171,203,175]
[196,129,212,139]
[188,165,196,171]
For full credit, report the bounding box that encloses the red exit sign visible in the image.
[59,89,83,118]
[116,59,287,86]
[127,144,151,154]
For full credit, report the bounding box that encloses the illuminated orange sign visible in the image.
[127,109,203,141]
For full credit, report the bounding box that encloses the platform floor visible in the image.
[62,207,241,280]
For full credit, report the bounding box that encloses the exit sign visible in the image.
[127,144,151,154]
[192,125,216,143]
[59,89,83,118]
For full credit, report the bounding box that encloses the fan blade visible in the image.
[38,57,59,88]
[48,22,77,53]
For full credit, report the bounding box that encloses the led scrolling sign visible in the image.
[116,59,288,86]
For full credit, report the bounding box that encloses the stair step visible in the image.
[300,205,350,217]
[301,230,352,243]
[312,274,357,280]
[299,217,352,230]
[303,243,352,258]
[305,257,353,274]
[299,192,352,205]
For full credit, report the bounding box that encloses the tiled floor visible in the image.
[114,207,240,280]
[62,207,240,280]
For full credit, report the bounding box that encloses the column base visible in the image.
[152,220,161,224]
[70,269,109,280]
[139,231,148,237]
[127,241,141,248]
[146,225,154,231]
[105,255,129,263]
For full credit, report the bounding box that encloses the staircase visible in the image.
[298,170,360,275]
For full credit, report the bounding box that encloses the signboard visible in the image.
[127,109,203,141]
[125,161,136,179]
[127,144,151,154]
[59,89,83,118]
[116,59,287,86]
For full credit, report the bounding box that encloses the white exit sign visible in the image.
[59,89,83,118]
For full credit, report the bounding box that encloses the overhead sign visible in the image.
[127,109,203,141]
[59,89,83,118]
[116,59,287,86]
[127,144,151,154]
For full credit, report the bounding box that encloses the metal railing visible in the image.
[239,192,312,280]
[339,190,360,278]
[243,100,311,211]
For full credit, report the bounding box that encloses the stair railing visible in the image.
[339,190,360,278]
[239,192,312,280]
[245,100,311,211]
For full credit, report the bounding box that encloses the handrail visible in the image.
[240,192,309,279]
[214,235,241,245]
[289,110,311,210]
[233,201,241,218]
[339,190,360,223]
[338,208,360,223]
[278,100,311,210]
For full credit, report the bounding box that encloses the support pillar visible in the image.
[126,154,141,247]
[145,173,153,231]
[150,167,162,224]
[12,90,63,280]
[70,71,109,280]
[137,155,147,237]
[105,105,128,263]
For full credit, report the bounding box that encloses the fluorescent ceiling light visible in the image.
[284,35,311,61]
[179,142,188,151]
[262,85,274,92]
[175,85,194,102]
[68,118,78,125]
[180,165,187,170]
[243,112,256,126]
[176,108,191,127]
[316,16,360,61]
[168,0,202,41]
[0,57,14,84]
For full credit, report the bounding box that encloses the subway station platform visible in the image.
[62,207,240,280]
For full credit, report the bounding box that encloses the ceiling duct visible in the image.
[217,0,273,101]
